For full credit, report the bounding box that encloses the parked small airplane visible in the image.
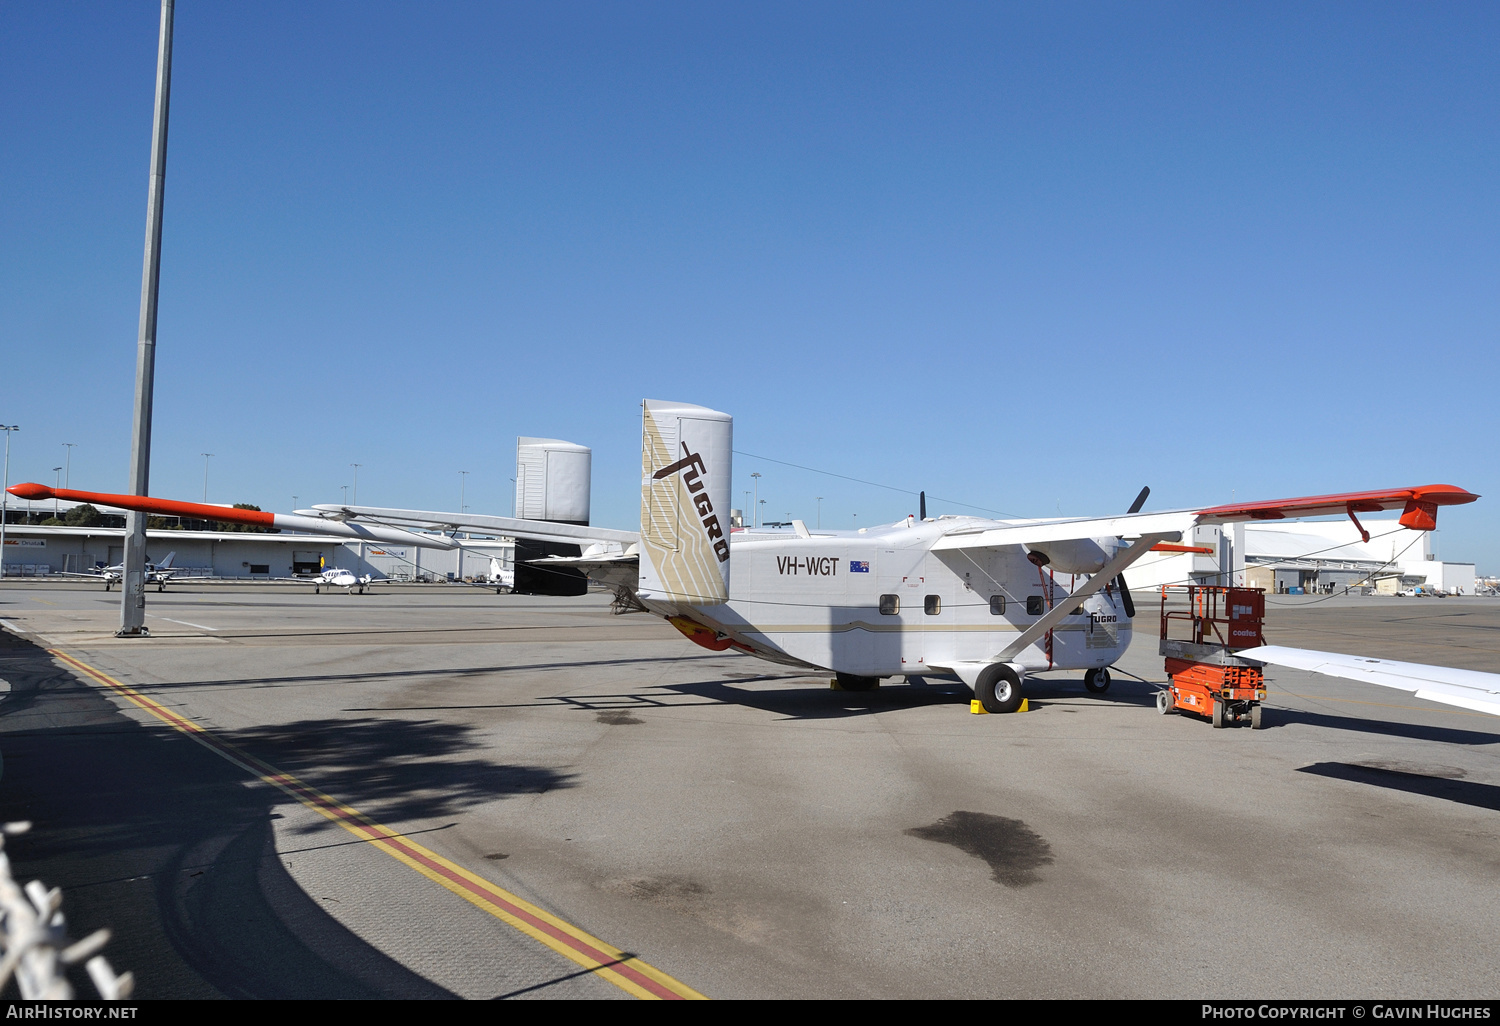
[57,552,201,592]
[10,401,1485,717]
[298,566,376,595]
[487,557,514,593]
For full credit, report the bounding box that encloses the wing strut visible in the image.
[997,532,1175,662]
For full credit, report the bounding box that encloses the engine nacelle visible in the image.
[1023,537,1119,575]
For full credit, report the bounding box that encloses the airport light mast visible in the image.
[119,0,174,637]
[0,426,17,578]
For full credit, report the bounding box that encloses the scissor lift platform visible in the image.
[1159,586,1267,728]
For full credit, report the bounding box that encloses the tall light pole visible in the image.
[816,496,823,530]
[200,453,213,502]
[119,0,175,637]
[0,425,17,577]
[350,463,361,506]
[459,470,469,513]
[52,468,63,518]
[751,472,761,528]
[341,484,349,504]
[62,443,76,490]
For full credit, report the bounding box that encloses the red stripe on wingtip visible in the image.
[8,486,275,526]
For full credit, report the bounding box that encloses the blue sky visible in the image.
[3,3,1496,569]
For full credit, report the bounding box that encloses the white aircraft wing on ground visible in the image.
[1239,645,1500,718]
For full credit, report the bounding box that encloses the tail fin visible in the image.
[639,400,732,605]
[158,552,176,569]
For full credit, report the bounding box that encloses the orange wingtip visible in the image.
[1199,485,1478,530]
[5,484,275,526]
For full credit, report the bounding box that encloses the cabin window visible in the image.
[989,595,1006,615]
[1026,595,1045,616]
[879,594,900,615]
[924,595,941,615]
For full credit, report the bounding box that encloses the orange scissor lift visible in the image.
[1158,585,1268,729]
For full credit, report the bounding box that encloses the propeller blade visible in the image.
[1116,573,1136,618]
[1127,486,1150,515]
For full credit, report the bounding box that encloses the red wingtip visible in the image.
[7,483,52,500]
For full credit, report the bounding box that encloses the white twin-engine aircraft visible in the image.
[56,551,199,593]
[9,400,1490,716]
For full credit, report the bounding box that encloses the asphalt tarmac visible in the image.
[0,581,1496,999]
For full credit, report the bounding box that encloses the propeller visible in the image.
[1114,486,1150,618]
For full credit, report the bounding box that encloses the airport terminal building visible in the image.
[0,497,510,583]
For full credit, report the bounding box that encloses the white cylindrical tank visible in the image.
[515,437,591,525]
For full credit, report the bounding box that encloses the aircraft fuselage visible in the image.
[644,518,1132,678]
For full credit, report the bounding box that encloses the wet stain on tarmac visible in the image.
[596,710,644,725]
[603,875,709,905]
[906,811,1055,888]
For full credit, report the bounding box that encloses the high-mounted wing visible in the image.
[306,504,638,550]
[929,484,1479,679]
[5,484,459,551]
[1240,646,1500,718]
[932,485,1478,554]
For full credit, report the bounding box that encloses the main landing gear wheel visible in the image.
[1157,689,1174,714]
[975,663,1025,714]
[836,672,878,692]
[1212,701,1226,729]
[1084,667,1112,693]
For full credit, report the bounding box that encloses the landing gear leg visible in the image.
[1084,667,1112,693]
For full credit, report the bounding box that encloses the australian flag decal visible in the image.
[849,560,870,573]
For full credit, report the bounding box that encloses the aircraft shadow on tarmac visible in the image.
[1297,761,1500,813]
[135,653,724,693]
[216,717,577,827]
[1257,707,1500,745]
[648,673,1160,721]
[0,631,592,998]
[0,632,474,998]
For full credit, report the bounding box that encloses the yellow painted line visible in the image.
[48,648,705,1001]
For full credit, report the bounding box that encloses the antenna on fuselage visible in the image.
[919,491,926,520]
